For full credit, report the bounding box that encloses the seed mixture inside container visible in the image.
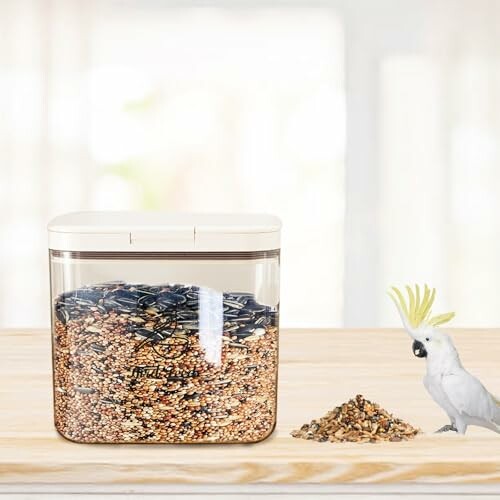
[53,282,278,443]
[291,394,419,443]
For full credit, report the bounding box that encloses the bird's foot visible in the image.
[435,424,457,433]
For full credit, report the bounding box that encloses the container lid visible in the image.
[48,212,281,252]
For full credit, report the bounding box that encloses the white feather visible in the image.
[441,370,499,424]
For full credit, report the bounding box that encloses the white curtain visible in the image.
[0,0,90,327]
[374,0,500,327]
[1,0,500,328]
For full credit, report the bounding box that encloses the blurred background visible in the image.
[1,0,500,329]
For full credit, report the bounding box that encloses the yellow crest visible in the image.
[389,284,455,328]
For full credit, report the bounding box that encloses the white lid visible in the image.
[48,211,281,252]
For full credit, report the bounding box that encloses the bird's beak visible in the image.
[412,340,427,358]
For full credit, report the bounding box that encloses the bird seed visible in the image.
[291,394,420,443]
[52,282,278,444]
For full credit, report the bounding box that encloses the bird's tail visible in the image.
[492,394,500,426]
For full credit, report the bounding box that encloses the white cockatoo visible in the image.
[389,284,500,435]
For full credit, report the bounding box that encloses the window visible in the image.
[2,0,500,328]
[0,3,345,328]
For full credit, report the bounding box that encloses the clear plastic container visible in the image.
[48,212,280,444]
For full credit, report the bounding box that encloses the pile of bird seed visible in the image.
[291,394,419,443]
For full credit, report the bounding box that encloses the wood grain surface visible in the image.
[1,328,500,485]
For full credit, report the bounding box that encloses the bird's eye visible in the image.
[425,337,430,342]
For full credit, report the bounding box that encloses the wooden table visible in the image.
[1,328,500,497]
